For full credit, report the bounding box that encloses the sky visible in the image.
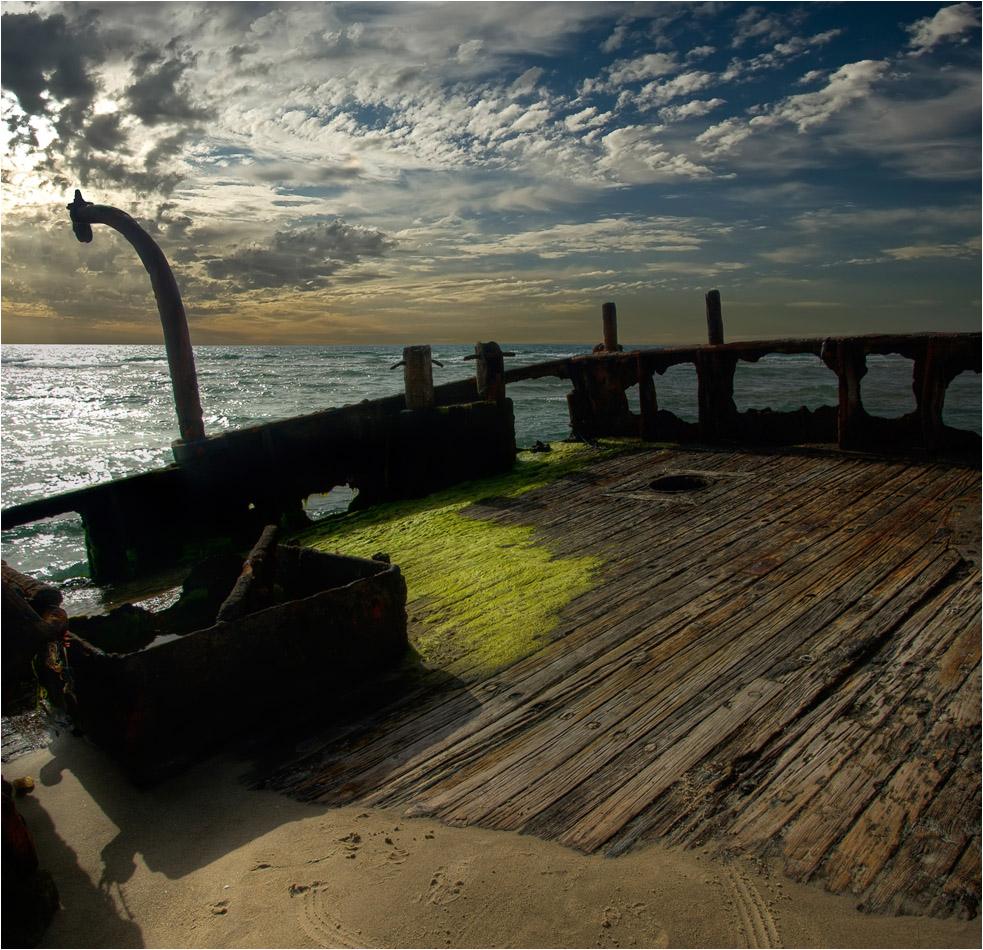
[1,1,980,346]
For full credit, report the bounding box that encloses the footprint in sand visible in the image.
[423,862,470,906]
[599,900,669,948]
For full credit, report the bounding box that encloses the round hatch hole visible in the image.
[649,474,711,493]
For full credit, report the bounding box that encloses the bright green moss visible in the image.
[299,442,633,678]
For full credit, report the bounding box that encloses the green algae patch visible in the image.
[297,441,632,678]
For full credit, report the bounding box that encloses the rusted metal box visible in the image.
[46,543,407,785]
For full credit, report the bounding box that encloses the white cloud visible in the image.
[907,2,981,54]
[659,98,726,123]
[731,6,788,47]
[637,71,714,107]
[686,45,715,61]
[608,53,678,84]
[600,23,629,54]
[883,241,979,260]
[760,247,820,264]
[695,117,754,154]
[511,67,545,96]
[456,39,483,63]
[598,126,714,183]
[563,107,612,133]
[767,59,888,132]
[510,104,551,133]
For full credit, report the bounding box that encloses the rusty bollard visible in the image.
[466,342,515,402]
[706,289,724,345]
[391,345,442,409]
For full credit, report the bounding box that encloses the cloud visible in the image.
[1,2,979,344]
[759,247,820,264]
[731,6,789,47]
[0,9,102,115]
[601,23,629,54]
[883,241,979,261]
[510,67,545,96]
[202,220,394,291]
[608,52,678,84]
[598,126,714,183]
[124,42,213,126]
[907,2,981,54]
[456,39,483,63]
[695,117,754,154]
[1,7,215,197]
[563,106,612,133]
[686,45,715,61]
[659,98,726,123]
[636,71,714,108]
[722,28,843,81]
[697,58,888,159]
[763,59,888,132]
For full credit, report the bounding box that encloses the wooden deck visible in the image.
[257,445,981,920]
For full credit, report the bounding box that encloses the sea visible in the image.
[2,342,979,612]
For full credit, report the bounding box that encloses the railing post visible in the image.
[401,345,436,409]
[637,353,658,441]
[474,341,507,402]
[601,302,620,352]
[826,340,868,449]
[67,190,206,447]
[706,290,724,345]
[696,349,738,443]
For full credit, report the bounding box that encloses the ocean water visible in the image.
[2,343,979,607]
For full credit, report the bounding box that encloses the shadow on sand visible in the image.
[13,654,479,946]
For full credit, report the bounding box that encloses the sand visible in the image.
[3,724,979,950]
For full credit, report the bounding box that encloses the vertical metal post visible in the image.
[637,352,658,441]
[401,345,435,409]
[706,290,724,345]
[474,341,507,402]
[601,302,619,352]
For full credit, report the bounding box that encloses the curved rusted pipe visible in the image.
[67,189,206,445]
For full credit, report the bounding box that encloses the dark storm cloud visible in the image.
[204,220,394,291]
[0,9,102,115]
[124,42,214,126]
[2,8,213,196]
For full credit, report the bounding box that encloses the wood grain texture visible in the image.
[256,445,980,919]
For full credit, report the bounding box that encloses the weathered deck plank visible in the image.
[257,445,980,919]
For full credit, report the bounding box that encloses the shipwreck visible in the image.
[1,194,980,925]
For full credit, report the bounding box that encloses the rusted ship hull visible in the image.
[46,543,408,786]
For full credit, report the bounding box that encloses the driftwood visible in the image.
[216,525,280,623]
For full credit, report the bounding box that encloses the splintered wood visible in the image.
[259,446,980,919]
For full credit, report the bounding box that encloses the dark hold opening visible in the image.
[649,474,711,493]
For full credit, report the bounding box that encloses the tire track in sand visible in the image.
[724,865,782,948]
[294,883,370,950]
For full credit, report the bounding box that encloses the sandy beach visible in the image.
[2,716,977,950]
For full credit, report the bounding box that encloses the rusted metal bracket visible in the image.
[67,190,206,446]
